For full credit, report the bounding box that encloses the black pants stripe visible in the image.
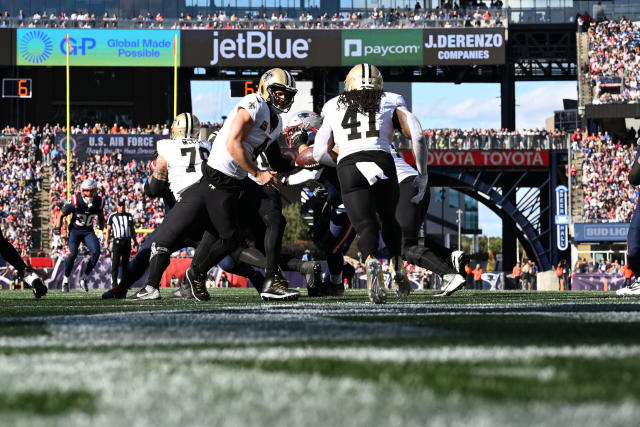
[111,240,131,286]
[337,152,401,259]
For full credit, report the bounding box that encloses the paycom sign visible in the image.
[342,30,422,66]
[17,29,179,66]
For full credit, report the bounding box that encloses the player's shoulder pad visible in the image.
[383,91,407,109]
[155,138,172,158]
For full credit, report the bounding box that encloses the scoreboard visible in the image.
[2,78,32,98]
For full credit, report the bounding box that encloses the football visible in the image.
[295,146,319,168]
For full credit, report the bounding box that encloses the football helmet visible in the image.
[284,110,322,148]
[171,112,201,139]
[80,178,97,204]
[258,68,297,114]
[344,63,383,92]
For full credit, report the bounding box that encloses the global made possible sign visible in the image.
[17,29,179,66]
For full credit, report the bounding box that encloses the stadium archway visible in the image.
[429,154,568,273]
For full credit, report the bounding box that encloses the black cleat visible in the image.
[24,270,47,299]
[260,274,300,301]
[300,261,322,292]
[169,278,195,300]
[184,268,211,301]
[102,285,128,299]
[308,281,345,297]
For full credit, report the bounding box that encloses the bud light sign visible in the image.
[555,185,569,251]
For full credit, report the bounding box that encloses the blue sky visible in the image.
[191,80,576,237]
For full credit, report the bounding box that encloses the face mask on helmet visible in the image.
[80,179,97,204]
[171,113,201,139]
[258,68,298,114]
[284,111,322,148]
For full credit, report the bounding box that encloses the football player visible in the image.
[390,145,468,296]
[283,110,356,296]
[132,69,301,301]
[313,64,427,304]
[54,178,105,292]
[618,147,640,295]
[0,231,47,298]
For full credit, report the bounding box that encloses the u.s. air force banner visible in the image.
[56,133,161,162]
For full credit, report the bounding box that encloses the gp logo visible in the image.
[60,37,96,55]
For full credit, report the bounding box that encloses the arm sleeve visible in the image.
[396,105,427,176]
[286,168,324,186]
[144,175,169,197]
[630,156,640,186]
[312,122,337,167]
[263,141,296,172]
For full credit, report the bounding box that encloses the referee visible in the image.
[105,199,136,288]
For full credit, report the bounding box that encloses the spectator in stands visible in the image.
[473,264,483,290]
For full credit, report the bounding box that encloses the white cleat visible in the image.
[616,279,640,296]
[62,279,70,293]
[366,256,386,304]
[434,274,466,297]
[127,285,161,300]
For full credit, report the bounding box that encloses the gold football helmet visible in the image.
[170,112,201,139]
[344,63,383,92]
[258,68,297,113]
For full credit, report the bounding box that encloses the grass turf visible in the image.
[1,289,640,425]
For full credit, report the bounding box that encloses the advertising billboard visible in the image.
[180,30,341,67]
[56,133,160,162]
[341,29,423,66]
[401,150,549,167]
[573,223,630,242]
[17,29,179,66]
[423,27,506,65]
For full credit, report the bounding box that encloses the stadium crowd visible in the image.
[423,128,568,150]
[573,128,639,222]
[587,17,640,104]
[0,2,506,29]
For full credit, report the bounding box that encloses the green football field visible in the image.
[1,289,640,426]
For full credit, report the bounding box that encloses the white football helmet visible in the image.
[171,112,201,139]
[344,63,383,92]
[258,68,297,114]
[284,110,322,148]
[80,179,97,204]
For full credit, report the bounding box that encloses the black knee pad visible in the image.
[150,242,170,259]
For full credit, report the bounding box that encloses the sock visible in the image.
[63,276,69,284]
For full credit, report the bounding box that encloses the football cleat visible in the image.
[260,274,300,301]
[365,256,386,304]
[102,286,128,300]
[448,250,469,276]
[24,271,47,299]
[616,278,640,296]
[301,261,322,292]
[390,257,411,297]
[169,278,195,300]
[308,281,346,297]
[434,274,466,297]
[80,276,89,292]
[184,268,211,301]
[61,278,70,293]
[127,285,161,300]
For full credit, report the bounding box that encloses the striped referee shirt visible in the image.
[107,212,135,240]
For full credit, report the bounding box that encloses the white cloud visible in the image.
[516,82,577,130]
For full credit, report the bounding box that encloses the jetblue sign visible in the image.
[555,185,569,251]
[574,223,630,242]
